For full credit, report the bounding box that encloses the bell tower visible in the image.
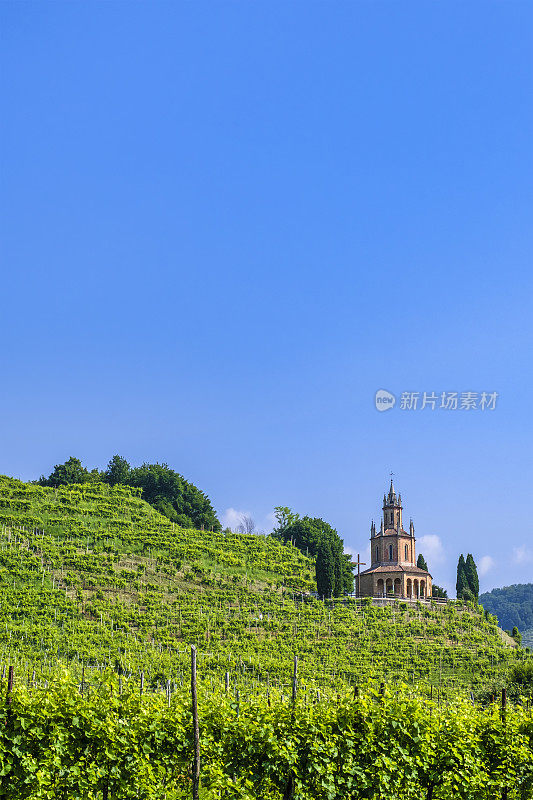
[370,479,416,568]
[383,479,402,531]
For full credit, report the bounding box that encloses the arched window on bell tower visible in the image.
[375,547,379,563]
[389,544,393,560]
[404,544,408,561]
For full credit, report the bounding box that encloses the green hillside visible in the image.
[479,583,533,633]
[0,475,526,696]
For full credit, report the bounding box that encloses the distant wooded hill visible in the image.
[479,583,533,631]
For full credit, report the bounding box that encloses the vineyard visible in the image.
[1,669,533,800]
[0,474,528,695]
[1,475,532,798]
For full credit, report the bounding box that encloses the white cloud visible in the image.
[220,508,277,535]
[221,508,251,531]
[512,545,533,565]
[479,555,495,577]
[417,535,445,566]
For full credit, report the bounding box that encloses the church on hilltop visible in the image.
[358,481,432,600]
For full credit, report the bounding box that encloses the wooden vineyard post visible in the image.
[191,645,200,800]
[283,657,300,800]
[501,688,507,800]
[225,671,229,694]
[6,665,14,707]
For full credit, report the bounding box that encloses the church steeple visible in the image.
[383,478,403,531]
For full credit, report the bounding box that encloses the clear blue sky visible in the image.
[2,2,532,596]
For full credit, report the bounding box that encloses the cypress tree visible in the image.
[417,553,428,571]
[341,554,355,595]
[456,554,468,600]
[464,553,479,601]
[333,549,343,597]
[316,540,335,598]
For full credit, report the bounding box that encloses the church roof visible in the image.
[359,564,432,578]
[381,528,411,536]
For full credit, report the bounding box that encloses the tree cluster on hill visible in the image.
[37,456,221,531]
[479,583,533,632]
[456,553,479,602]
[272,507,354,597]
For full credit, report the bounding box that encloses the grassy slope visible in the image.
[0,476,525,695]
